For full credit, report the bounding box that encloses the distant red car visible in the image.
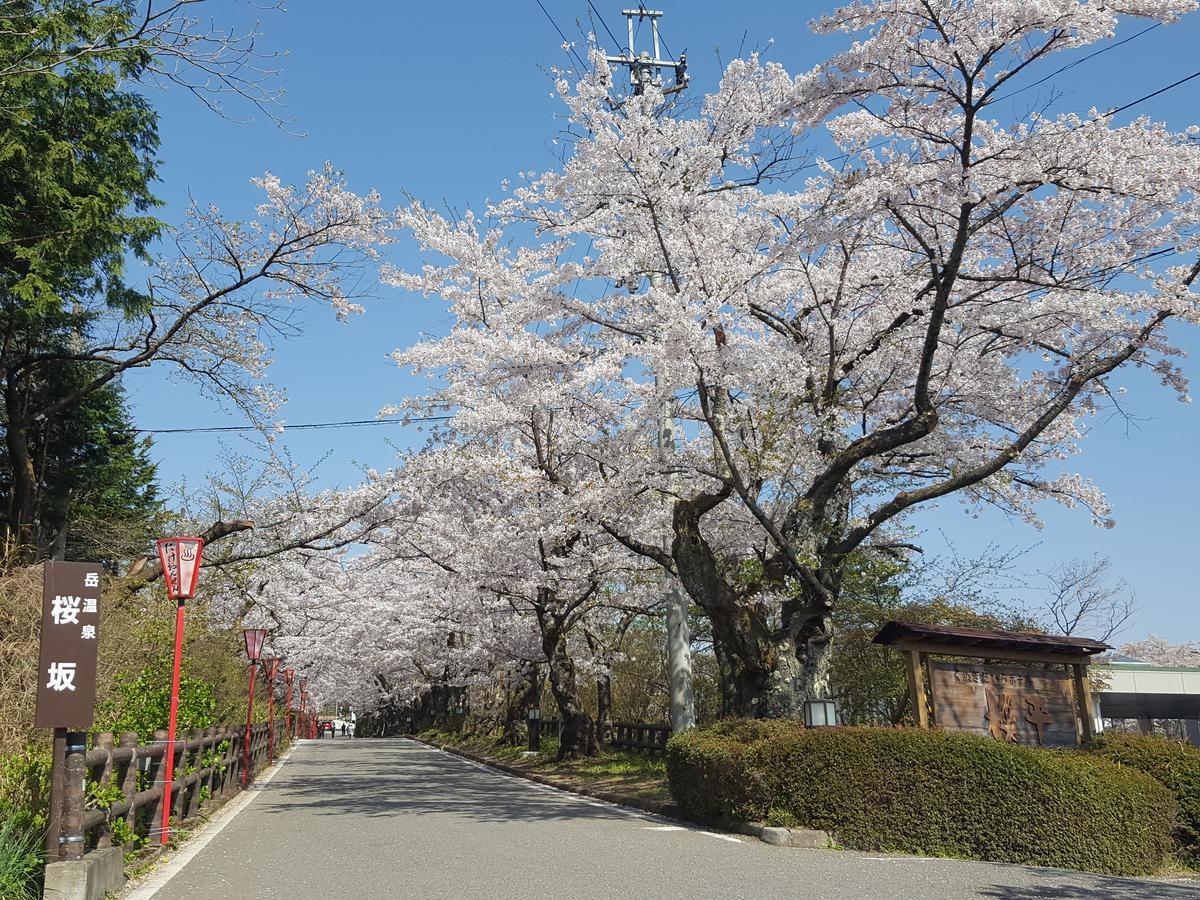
[317,719,335,737]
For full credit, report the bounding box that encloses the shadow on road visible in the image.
[981,879,1200,899]
[252,739,633,825]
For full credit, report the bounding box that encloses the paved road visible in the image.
[135,737,1200,900]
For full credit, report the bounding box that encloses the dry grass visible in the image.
[0,567,43,755]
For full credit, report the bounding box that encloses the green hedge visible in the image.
[1089,732,1200,862]
[666,722,1176,876]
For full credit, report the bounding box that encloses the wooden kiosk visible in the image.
[873,622,1110,747]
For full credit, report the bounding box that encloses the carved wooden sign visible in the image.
[929,661,1079,748]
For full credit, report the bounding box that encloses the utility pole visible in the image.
[605,8,694,733]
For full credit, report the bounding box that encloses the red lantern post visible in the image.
[283,669,295,739]
[155,536,204,846]
[264,657,279,761]
[300,682,309,738]
[241,629,267,786]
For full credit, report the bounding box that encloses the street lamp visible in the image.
[803,699,838,728]
[241,628,268,786]
[527,707,541,753]
[155,536,205,846]
[263,657,279,762]
[283,669,295,739]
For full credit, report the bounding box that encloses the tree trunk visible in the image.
[671,492,837,718]
[501,661,539,746]
[596,673,612,745]
[543,630,597,760]
[3,398,37,560]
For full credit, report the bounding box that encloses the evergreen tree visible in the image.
[0,1,161,558]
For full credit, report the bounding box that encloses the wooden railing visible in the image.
[610,722,671,755]
[533,718,670,755]
[48,720,287,861]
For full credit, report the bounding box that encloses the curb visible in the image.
[407,736,832,851]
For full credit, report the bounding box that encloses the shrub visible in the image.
[666,722,1176,876]
[1089,732,1200,862]
[96,660,218,739]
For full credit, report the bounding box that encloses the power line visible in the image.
[534,0,588,72]
[993,23,1160,103]
[136,416,454,435]
[1099,67,1200,119]
[793,61,1200,176]
[586,0,623,54]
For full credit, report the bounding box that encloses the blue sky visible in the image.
[124,1,1200,641]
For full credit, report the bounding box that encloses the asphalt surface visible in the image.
[139,737,1200,900]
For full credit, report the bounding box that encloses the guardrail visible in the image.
[48,720,287,861]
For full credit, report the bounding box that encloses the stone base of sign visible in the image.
[758,825,833,849]
[42,846,124,900]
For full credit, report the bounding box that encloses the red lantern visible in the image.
[243,628,268,662]
[156,537,205,601]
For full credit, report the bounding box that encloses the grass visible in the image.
[417,729,671,804]
[0,815,43,900]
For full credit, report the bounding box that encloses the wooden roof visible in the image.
[872,621,1111,657]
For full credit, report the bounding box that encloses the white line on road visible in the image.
[699,831,745,843]
[122,742,299,900]
[861,857,940,862]
[641,825,686,832]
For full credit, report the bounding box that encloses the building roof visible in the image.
[872,621,1111,657]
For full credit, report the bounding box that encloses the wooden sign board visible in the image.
[35,561,102,729]
[929,661,1078,748]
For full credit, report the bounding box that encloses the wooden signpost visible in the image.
[874,622,1110,747]
[35,560,103,860]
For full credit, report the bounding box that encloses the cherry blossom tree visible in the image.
[391,0,1200,717]
[1121,635,1200,667]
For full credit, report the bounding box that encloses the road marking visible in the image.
[861,856,939,862]
[122,743,297,899]
[699,831,744,843]
[642,825,686,832]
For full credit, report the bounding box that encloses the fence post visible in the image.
[171,729,189,823]
[147,728,168,843]
[215,727,230,797]
[93,731,114,849]
[185,730,203,819]
[61,732,87,861]
[119,732,139,838]
[201,726,217,810]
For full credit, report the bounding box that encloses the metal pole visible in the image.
[242,663,257,786]
[608,8,694,735]
[160,600,186,844]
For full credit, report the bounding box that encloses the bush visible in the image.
[1089,732,1200,862]
[666,722,1176,876]
[96,660,218,739]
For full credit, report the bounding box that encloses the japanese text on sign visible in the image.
[35,561,102,728]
